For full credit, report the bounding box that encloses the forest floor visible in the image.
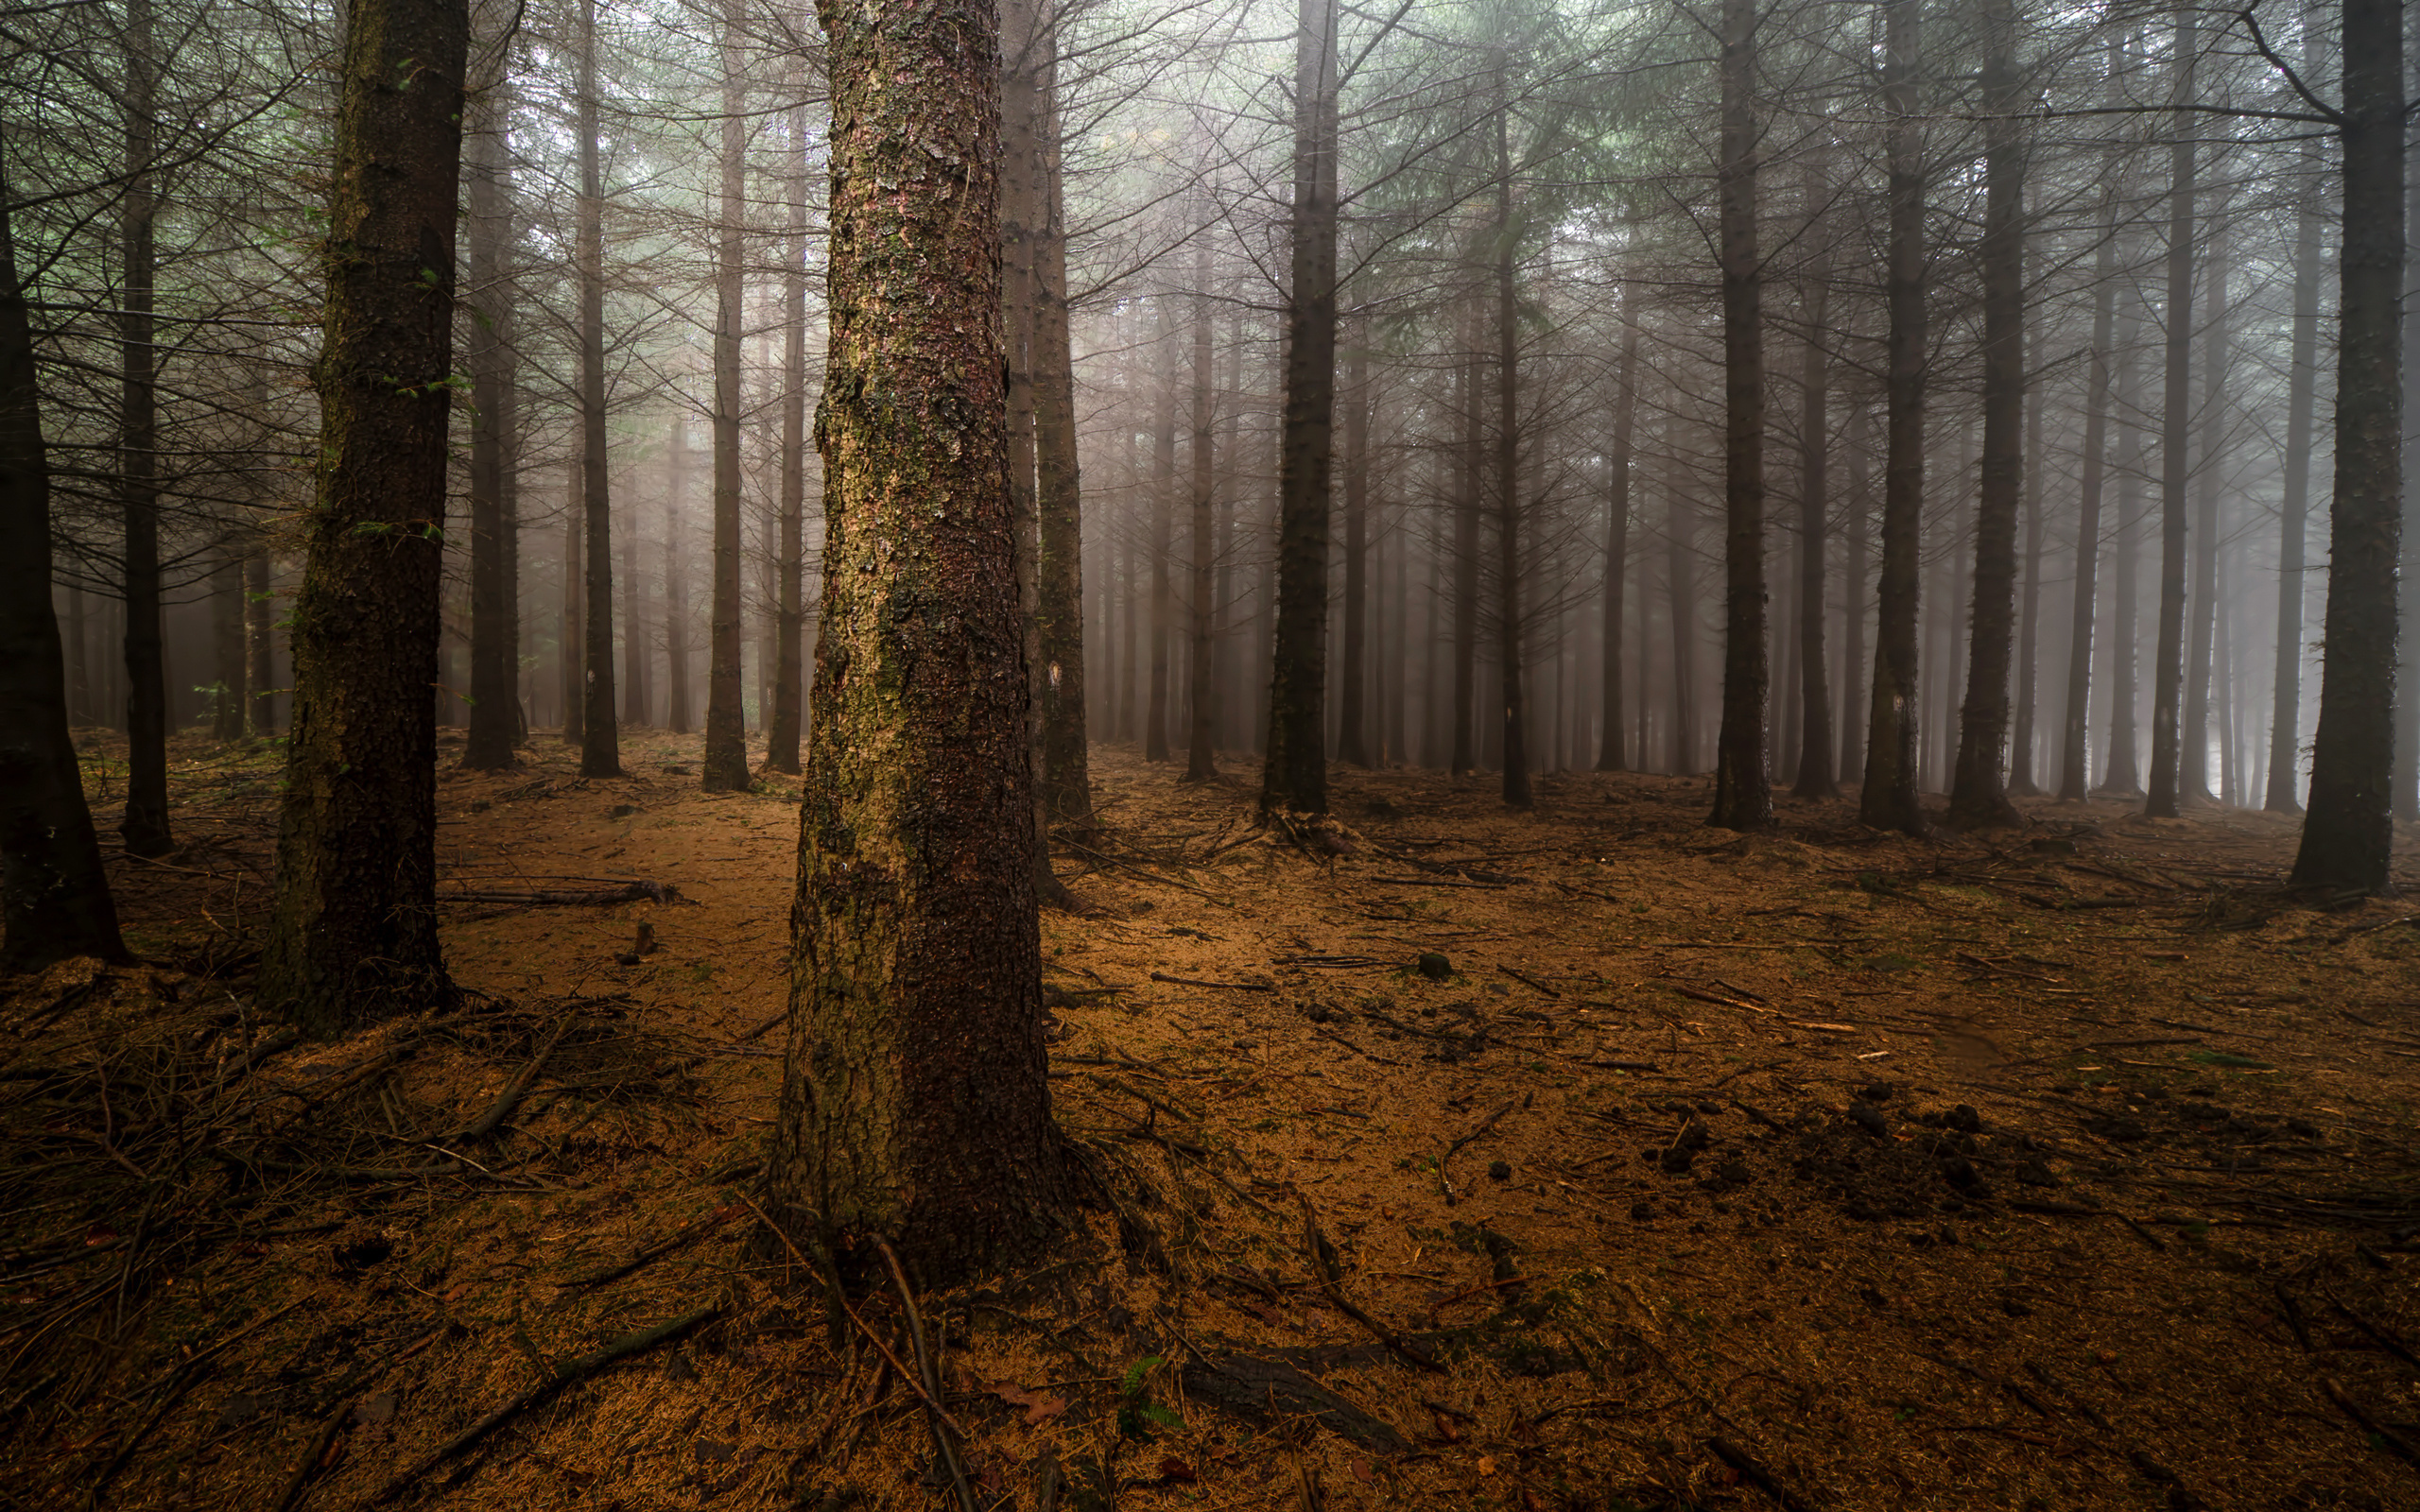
[6,730,2420,1512]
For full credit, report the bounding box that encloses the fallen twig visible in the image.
[437,880,683,906]
[1150,971,1273,992]
[441,1017,573,1141]
[1291,1188,1443,1374]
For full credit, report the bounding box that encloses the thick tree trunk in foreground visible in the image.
[1860,0,1926,834]
[1262,0,1340,815]
[701,0,751,791]
[577,0,620,778]
[260,0,468,1033]
[2144,6,2196,819]
[1598,317,1637,771]
[1709,0,1769,830]
[2294,0,2405,893]
[765,99,809,776]
[1947,0,2026,829]
[1,167,127,969]
[119,0,171,858]
[767,0,1068,1281]
[465,67,518,770]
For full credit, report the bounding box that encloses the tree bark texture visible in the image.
[2294,0,2404,892]
[1860,0,1925,833]
[1708,0,1768,830]
[767,97,810,776]
[260,0,469,1034]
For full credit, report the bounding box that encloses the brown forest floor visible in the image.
[7,729,2420,1512]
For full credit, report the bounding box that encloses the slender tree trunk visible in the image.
[118,0,171,856]
[1032,36,1090,830]
[765,97,809,776]
[245,541,274,733]
[1668,438,1698,773]
[666,421,692,733]
[465,62,517,769]
[1262,0,1340,814]
[1598,317,1637,771]
[1861,0,1926,833]
[260,0,469,1032]
[765,0,1070,1280]
[1,161,128,968]
[211,542,246,741]
[1451,320,1479,775]
[2061,151,2121,800]
[561,460,584,743]
[1340,318,1371,766]
[2182,233,2229,804]
[2268,24,2325,814]
[2100,301,2146,796]
[624,500,648,726]
[2144,5,2197,819]
[1839,403,1869,781]
[701,0,751,788]
[1948,0,2026,828]
[577,0,621,778]
[1147,305,1175,762]
[1493,71,1530,808]
[2011,335,2045,794]
[1709,0,1768,829]
[2294,0,2405,892]
[1793,153,1836,799]
[1185,228,1219,781]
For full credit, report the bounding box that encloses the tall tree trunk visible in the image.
[1947,0,2026,828]
[2268,15,2325,814]
[623,500,648,726]
[1667,438,1698,773]
[1032,30,1091,829]
[2144,4,2197,819]
[2011,335,2045,794]
[2061,132,2122,801]
[245,541,274,733]
[1339,318,1371,766]
[1839,402,1869,781]
[1451,319,1479,775]
[2182,232,2229,804]
[2100,300,2145,795]
[2399,2,2420,822]
[119,0,171,857]
[465,60,517,769]
[577,0,621,778]
[212,542,247,741]
[1861,0,1926,833]
[1184,227,1219,781]
[260,0,469,1033]
[1793,151,1836,799]
[1146,304,1175,762]
[1494,66,1530,809]
[1598,316,1637,771]
[765,0,1070,1280]
[765,95,808,776]
[701,0,751,789]
[1,160,128,968]
[666,420,692,733]
[1709,0,1768,829]
[2293,0,2405,892]
[1262,0,1340,815]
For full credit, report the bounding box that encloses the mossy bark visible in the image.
[259,0,469,1034]
[766,0,1068,1284]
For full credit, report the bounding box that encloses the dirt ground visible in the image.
[7,727,2420,1512]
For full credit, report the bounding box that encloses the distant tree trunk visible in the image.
[1667,439,1698,773]
[666,421,692,733]
[1262,0,1340,815]
[260,0,469,1033]
[2293,0,2405,893]
[623,502,648,727]
[1792,154,1835,799]
[1598,317,1637,771]
[1339,318,1371,767]
[119,0,171,857]
[1451,323,1479,775]
[2061,140,2121,801]
[1709,0,1768,830]
[465,63,518,770]
[212,543,247,741]
[1493,69,1530,809]
[2099,301,2146,796]
[2144,4,2197,820]
[1185,229,1219,781]
[765,98,809,776]
[701,0,751,790]
[561,459,584,743]
[245,542,274,733]
[1860,0,1926,834]
[1,164,128,969]
[2268,31,2325,814]
[1147,305,1175,762]
[577,0,621,778]
[764,0,1071,1281]
[1839,403,1869,781]
[1947,0,2026,829]
[2011,339,2045,794]
[1386,495,1408,762]
[1031,41,1090,830]
[2182,233,2229,804]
